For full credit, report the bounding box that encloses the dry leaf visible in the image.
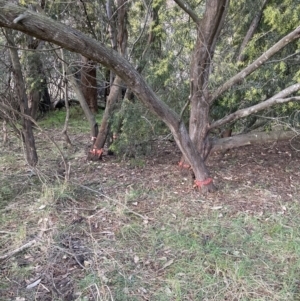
[161,259,174,270]
[134,255,139,264]
[26,279,41,289]
[211,206,222,210]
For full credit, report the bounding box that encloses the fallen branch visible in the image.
[0,239,37,261]
[210,130,297,153]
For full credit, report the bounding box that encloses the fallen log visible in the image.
[210,130,297,153]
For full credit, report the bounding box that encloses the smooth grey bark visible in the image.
[211,131,296,153]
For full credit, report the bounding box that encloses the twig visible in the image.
[53,245,86,269]
[179,98,190,120]
[0,239,37,261]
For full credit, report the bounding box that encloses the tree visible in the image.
[81,55,98,114]
[0,0,299,192]
[4,29,38,166]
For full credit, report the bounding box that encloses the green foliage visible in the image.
[110,100,166,157]
[264,0,300,34]
[209,0,300,131]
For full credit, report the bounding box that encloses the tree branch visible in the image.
[173,0,200,24]
[210,130,296,153]
[211,26,300,103]
[236,0,269,62]
[209,83,300,130]
[0,239,36,261]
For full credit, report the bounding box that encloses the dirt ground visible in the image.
[1,131,300,300]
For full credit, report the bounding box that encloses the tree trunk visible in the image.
[2,1,299,192]
[6,29,38,166]
[2,120,7,144]
[60,49,72,146]
[68,70,99,140]
[187,0,229,191]
[237,0,269,62]
[26,38,50,119]
[81,55,98,114]
[87,0,128,160]
[88,76,122,160]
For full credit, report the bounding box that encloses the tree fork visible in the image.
[0,1,216,191]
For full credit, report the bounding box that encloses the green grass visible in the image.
[99,193,300,301]
[1,180,300,300]
[38,106,103,132]
[1,112,300,300]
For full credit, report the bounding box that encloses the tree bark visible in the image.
[87,0,128,160]
[81,56,98,114]
[68,71,99,139]
[26,37,41,120]
[5,29,38,166]
[211,131,296,153]
[60,49,72,146]
[187,0,229,191]
[89,76,123,160]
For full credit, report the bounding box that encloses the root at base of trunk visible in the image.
[87,147,103,161]
[194,178,217,193]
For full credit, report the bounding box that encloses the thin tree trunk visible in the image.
[6,29,38,166]
[60,49,72,147]
[89,76,122,159]
[209,86,300,130]
[87,0,127,160]
[237,0,269,62]
[81,55,98,114]
[26,39,51,118]
[2,120,7,144]
[68,70,99,139]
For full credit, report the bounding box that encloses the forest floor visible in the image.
[1,114,300,301]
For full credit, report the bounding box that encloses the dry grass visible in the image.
[1,116,300,301]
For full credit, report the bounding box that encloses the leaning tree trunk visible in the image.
[68,70,99,140]
[6,29,38,166]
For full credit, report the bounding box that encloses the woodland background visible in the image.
[1,0,300,300]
